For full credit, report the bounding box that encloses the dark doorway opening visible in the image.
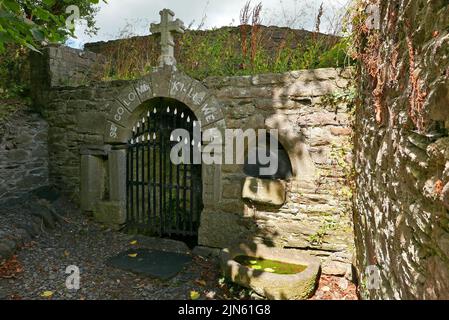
[126,98,203,245]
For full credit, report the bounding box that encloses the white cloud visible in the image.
[70,0,349,48]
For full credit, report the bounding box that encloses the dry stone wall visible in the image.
[202,69,355,276]
[0,107,49,202]
[354,0,449,299]
[32,45,355,276]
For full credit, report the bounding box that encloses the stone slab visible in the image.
[106,248,192,280]
[132,235,191,255]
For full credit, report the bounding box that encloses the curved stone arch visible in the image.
[238,124,317,182]
[101,66,227,238]
[104,66,227,145]
[263,114,316,181]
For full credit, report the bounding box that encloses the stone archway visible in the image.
[101,65,227,240]
[104,66,225,144]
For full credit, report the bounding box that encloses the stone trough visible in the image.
[220,243,320,300]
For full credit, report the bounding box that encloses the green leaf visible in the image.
[42,0,57,6]
[24,42,41,53]
[31,28,45,42]
[3,0,21,13]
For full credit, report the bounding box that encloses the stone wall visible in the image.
[354,0,449,299]
[29,45,103,109]
[32,45,354,277]
[202,69,354,276]
[0,107,49,202]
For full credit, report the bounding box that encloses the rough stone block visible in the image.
[94,201,126,228]
[76,111,106,134]
[108,149,127,202]
[242,177,286,206]
[80,155,105,212]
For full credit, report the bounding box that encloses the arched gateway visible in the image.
[102,65,226,243]
[126,98,203,239]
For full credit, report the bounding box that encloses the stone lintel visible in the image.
[80,144,111,156]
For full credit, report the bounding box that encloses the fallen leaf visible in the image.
[0,256,23,279]
[190,290,201,300]
[130,240,138,245]
[128,253,138,258]
[41,291,54,298]
[64,250,70,257]
[195,279,207,287]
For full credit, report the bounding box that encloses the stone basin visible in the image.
[220,243,321,300]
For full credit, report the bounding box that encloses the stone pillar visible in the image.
[92,148,127,230]
[80,155,105,211]
[108,149,127,202]
[202,163,222,207]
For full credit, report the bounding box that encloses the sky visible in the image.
[67,0,350,49]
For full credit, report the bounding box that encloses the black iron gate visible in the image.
[126,99,203,239]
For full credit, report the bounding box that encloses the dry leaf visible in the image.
[195,279,207,287]
[128,253,138,258]
[130,240,138,245]
[190,290,200,300]
[41,291,54,298]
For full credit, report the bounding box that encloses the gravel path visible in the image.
[0,195,225,300]
[0,191,357,301]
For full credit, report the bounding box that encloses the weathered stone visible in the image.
[196,96,224,127]
[150,9,185,67]
[354,0,449,299]
[220,244,321,300]
[198,211,249,248]
[80,145,112,156]
[32,209,55,229]
[222,183,243,199]
[7,149,29,162]
[76,111,106,134]
[330,127,352,136]
[94,201,126,228]
[133,75,153,102]
[192,246,221,258]
[108,149,127,202]
[80,155,105,212]
[104,121,133,144]
[132,235,190,254]
[0,240,16,262]
[242,177,286,206]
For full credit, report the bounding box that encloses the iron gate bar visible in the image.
[126,100,203,238]
[147,110,151,229]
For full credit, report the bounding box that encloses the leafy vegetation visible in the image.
[100,26,353,82]
[0,0,105,52]
[101,1,354,81]
[0,0,105,105]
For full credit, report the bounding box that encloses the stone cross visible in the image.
[150,9,185,68]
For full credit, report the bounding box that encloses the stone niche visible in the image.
[31,45,354,276]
